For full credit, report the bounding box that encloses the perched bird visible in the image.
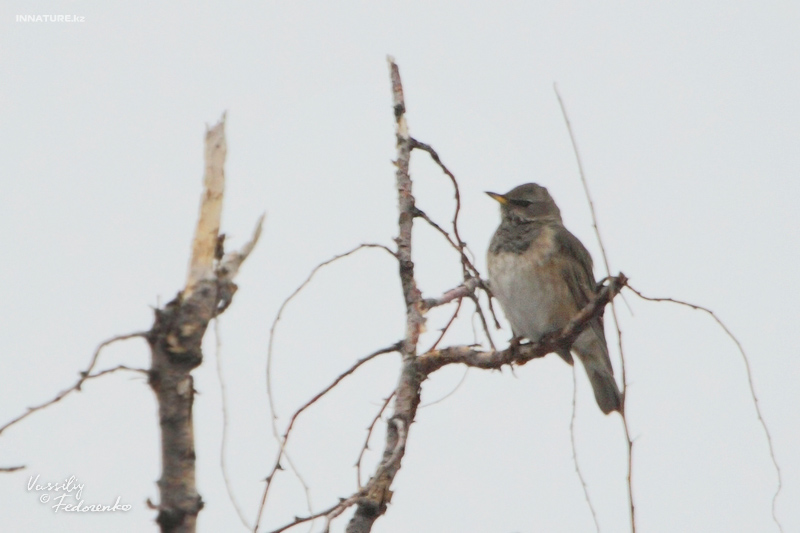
[486,183,622,414]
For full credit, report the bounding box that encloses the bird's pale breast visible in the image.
[488,225,578,342]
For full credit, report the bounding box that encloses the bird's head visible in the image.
[486,183,562,223]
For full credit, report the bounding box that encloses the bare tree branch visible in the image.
[185,114,227,298]
[344,56,424,533]
[410,138,502,335]
[147,114,261,533]
[218,214,266,282]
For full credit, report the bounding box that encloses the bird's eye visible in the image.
[510,199,533,207]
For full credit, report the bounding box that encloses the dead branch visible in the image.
[185,114,227,298]
[147,114,261,533]
[344,57,424,533]
[409,138,471,276]
[267,493,364,533]
[337,60,630,533]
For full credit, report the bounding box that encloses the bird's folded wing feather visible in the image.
[553,226,611,361]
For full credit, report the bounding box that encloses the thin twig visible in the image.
[266,496,359,533]
[344,56,424,533]
[469,293,496,350]
[267,244,396,425]
[410,138,502,334]
[214,319,253,531]
[318,493,364,533]
[268,489,370,533]
[409,139,469,273]
[426,297,463,352]
[413,205,500,347]
[421,278,480,311]
[571,367,601,532]
[418,367,469,409]
[356,392,396,489]
[0,466,25,473]
[626,285,784,532]
[554,84,635,532]
[255,343,400,531]
[262,242,396,529]
[87,364,148,378]
[0,332,147,435]
[413,207,459,251]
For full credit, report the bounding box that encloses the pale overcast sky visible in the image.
[1,2,799,532]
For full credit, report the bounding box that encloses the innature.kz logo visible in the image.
[16,15,85,23]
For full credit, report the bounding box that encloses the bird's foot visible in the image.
[506,336,525,373]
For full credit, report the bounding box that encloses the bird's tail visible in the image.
[584,363,623,414]
[573,328,622,414]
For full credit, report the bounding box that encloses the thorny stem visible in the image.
[344,56,423,533]
[356,393,396,490]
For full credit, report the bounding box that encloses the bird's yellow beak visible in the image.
[485,191,509,205]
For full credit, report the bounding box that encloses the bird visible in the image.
[486,183,622,414]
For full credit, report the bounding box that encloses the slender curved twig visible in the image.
[255,343,400,531]
[571,367,601,532]
[214,319,253,530]
[418,367,469,409]
[356,392,396,489]
[626,285,783,532]
[262,243,397,529]
[0,332,147,435]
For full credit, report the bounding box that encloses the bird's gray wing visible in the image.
[552,226,611,361]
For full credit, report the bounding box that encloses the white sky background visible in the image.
[1,2,799,532]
